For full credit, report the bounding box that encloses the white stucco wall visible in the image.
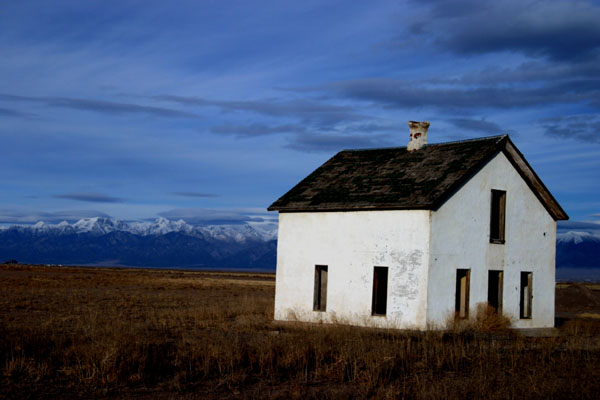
[427,152,557,328]
[274,210,431,329]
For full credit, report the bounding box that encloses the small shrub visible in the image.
[473,303,513,332]
[445,303,513,334]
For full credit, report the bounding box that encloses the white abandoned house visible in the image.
[268,121,568,329]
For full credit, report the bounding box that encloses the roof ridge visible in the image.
[427,134,508,146]
[342,134,508,152]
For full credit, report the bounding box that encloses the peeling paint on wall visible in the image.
[274,210,430,329]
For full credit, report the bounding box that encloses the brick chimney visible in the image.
[407,121,430,151]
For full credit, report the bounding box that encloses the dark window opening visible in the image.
[490,190,506,243]
[313,265,327,311]
[488,270,503,312]
[455,269,470,319]
[520,272,533,319]
[372,267,388,316]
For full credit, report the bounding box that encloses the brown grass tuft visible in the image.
[445,303,513,335]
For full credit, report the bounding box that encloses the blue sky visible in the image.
[0,0,599,232]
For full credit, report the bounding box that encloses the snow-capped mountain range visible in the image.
[0,217,278,242]
[0,217,277,269]
[555,230,600,272]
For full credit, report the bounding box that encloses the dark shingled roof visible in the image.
[268,135,568,220]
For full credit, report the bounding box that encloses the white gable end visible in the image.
[427,151,556,328]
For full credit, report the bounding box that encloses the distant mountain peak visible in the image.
[557,231,600,245]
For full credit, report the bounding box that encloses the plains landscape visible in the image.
[1,264,599,399]
[2,1,600,398]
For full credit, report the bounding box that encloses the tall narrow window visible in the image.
[372,267,388,316]
[520,272,533,319]
[488,270,503,312]
[490,189,506,243]
[313,265,327,311]
[455,269,470,318]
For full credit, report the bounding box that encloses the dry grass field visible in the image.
[1,264,600,399]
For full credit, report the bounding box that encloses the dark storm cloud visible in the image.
[316,2,600,116]
[0,94,195,118]
[171,192,220,198]
[411,0,600,61]
[542,115,600,143]
[53,192,124,203]
[0,209,111,224]
[447,118,505,134]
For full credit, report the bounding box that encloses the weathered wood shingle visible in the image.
[268,135,568,220]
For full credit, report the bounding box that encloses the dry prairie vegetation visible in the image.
[1,264,600,399]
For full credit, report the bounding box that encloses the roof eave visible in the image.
[268,204,433,213]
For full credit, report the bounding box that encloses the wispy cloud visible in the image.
[0,94,195,118]
[155,94,365,126]
[447,118,506,134]
[285,132,393,153]
[172,192,219,198]
[211,120,397,152]
[210,123,302,138]
[542,115,600,143]
[0,107,35,118]
[321,78,600,111]
[558,220,600,232]
[427,60,600,86]
[53,192,124,203]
